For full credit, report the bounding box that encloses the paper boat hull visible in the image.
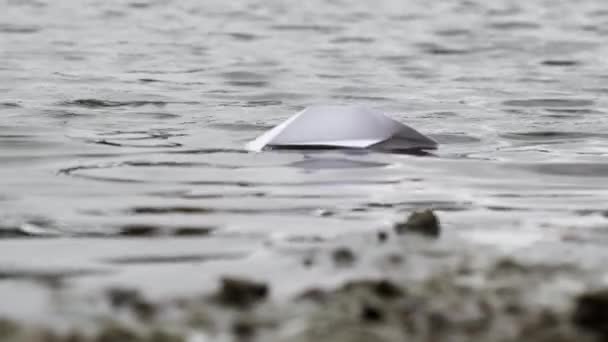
[246,105,437,152]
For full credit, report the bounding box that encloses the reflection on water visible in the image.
[1,0,608,319]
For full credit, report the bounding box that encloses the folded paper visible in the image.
[246,105,437,152]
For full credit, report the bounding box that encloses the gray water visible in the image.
[2,0,608,320]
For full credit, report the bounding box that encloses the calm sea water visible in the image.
[2,0,608,319]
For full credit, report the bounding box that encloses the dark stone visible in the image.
[105,287,157,321]
[232,320,255,339]
[342,279,404,299]
[387,253,404,265]
[394,209,440,237]
[493,258,528,274]
[172,227,214,236]
[106,287,141,309]
[131,206,213,215]
[541,60,579,66]
[96,325,140,342]
[377,231,388,243]
[215,277,269,309]
[295,288,327,303]
[332,247,356,266]
[0,318,19,338]
[119,225,160,237]
[428,311,450,333]
[147,330,185,342]
[132,299,157,322]
[572,289,608,338]
[39,329,61,342]
[361,304,384,323]
[373,279,404,299]
[62,330,86,342]
[302,256,314,267]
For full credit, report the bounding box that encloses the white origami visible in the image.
[246,105,437,152]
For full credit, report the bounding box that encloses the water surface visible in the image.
[2,0,608,320]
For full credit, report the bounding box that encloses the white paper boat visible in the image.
[246,105,437,152]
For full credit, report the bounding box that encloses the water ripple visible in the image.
[61,99,200,108]
[503,99,595,108]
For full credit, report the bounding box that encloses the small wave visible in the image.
[129,206,214,215]
[61,99,200,108]
[502,99,594,108]
[127,68,206,74]
[545,109,603,115]
[58,160,236,176]
[287,158,389,170]
[330,36,375,44]
[0,226,55,238]
[126,206,325,216]
[62,99,168,108]
[487,21,541,30]
[168,148,248,154]
[227,32,261,41]
[88,139,182,148]
[270,24,342,34]
[365,200,472,212]
[418,43,473,55]
[501,131,608,141]
[218,71,270,87]
[434,28,471,37]
[0,24,40,34]
[0,102,20,108]
[531,163,608,177]
[128,2,152,9]
[104,252,246,265]
[430,134,481,144]
[541,60,580,66]
[117,224,216,237]
[0,268,112,284]
[210,123,273,132]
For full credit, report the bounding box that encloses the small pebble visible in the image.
[361,304,384,323]
[295,288,327,303]
[147,330,185,342]
[215,277,269,309]
[394,209,440,237]
[95,325,140,342]
[332,247,356,267]
[302,256,314,268]
[106,287,141,308]
[572,288,608,338]
[119,225,160,237]
[0,318,19,338]
[172,227,214,236]
[377,231,388,243]
[232,320,255,339]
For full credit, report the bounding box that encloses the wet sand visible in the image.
[2,211,608,341]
